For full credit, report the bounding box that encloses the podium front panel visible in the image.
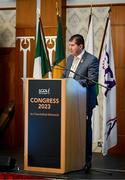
[27,80,61,168]
[24,78,86,174]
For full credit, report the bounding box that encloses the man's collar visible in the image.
[76,49,85,60]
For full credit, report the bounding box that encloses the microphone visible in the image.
[52,63,110,90]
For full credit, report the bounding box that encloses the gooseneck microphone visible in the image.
[51,64,110,90]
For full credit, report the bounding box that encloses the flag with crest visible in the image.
[99,19,117,155]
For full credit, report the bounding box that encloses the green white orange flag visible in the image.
[33,18,50,78]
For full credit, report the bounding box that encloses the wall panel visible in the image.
[110,6,125,154]
[0,0,66,148]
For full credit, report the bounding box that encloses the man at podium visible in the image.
[62,34,99,172]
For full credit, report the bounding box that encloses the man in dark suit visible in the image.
[62,34,99,172]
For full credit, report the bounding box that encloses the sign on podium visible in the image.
[24,78,86,174]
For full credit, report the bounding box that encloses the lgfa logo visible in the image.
[38,88,50,95]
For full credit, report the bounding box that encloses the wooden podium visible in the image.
[24,78,86,174]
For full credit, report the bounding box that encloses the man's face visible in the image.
[68,39,83,56]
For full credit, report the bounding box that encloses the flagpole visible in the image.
[56,1,59,16]
[85,6,94,55]
[36,0,41,39]
[88,3,93,29]
[98,8,111,60]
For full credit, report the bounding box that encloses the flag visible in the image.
[99,19,117,156]
[55,15,65,64]
[33,18,50,78]
[85,14,94,54]
[53,15,65,78]
[85,14,100,152]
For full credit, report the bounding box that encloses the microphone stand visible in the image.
[52,64,110,90]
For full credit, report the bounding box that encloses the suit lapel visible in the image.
[75,51,88,75]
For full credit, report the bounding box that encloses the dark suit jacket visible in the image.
[62,51,99,111]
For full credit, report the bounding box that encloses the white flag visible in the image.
[85,15,101,152]
[99,19,117,156]
[85,15,94,54]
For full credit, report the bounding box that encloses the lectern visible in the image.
[24,78,86,174]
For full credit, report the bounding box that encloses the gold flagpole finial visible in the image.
[56,1,59,16]
[106,6,111,18]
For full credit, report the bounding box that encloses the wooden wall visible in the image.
[15,0,36,148]
[0,0,36,148]
[110,5,125,155]
[0,0,66,149]
[0,48,16,147]
[0,1,125,156]
[41,0,66,37]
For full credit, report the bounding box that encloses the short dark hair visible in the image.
[69,34,84,47]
